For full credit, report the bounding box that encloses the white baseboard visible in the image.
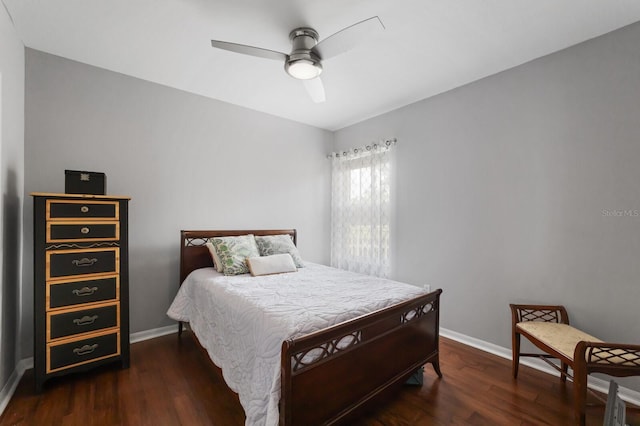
[440,327,640,407]
[0,357,33,415]
[130,324,178,344]
[0,324,179,417]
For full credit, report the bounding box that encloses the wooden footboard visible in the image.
[281,289,442,425]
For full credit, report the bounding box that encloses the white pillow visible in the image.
[205,242,224,273]
[246,254,297,277]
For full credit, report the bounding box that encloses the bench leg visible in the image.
[561,362,568,383]
[512,331,521,378]
[573,367,587,426]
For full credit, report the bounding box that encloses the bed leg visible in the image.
[431,360,443,378]
[178,321,183,337]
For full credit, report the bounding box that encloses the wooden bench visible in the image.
[510,304,640,425]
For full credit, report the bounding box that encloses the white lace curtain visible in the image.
[330,139,396,278]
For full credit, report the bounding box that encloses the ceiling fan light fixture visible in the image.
[210,17,384,101]
[285,58,323,80]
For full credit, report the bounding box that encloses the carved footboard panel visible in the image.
[280,289,442,425]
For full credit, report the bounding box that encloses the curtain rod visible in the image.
[326,138,397,159]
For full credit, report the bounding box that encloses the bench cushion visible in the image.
[516,322,601,361]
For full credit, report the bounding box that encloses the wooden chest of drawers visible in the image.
[32,193,130,391]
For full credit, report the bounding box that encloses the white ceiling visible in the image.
[4,0,640,131]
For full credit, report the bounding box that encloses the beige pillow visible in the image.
[246,254,297,277]
[205,242,224,273]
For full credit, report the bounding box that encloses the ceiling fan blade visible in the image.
[313,16,384,60]
[211,40,287,61]
[303,77,326,103]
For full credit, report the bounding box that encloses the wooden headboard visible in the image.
[179,229,297,284]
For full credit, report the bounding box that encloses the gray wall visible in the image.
[0,6,24,395]
[335,23,640,391]
[23,49,332,357]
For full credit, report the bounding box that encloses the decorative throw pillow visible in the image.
[211,234,260,276]
[246,254,297,276]
[205,242,224,273]
[255,234,304,268]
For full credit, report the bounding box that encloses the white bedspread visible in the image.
[166,263,427,426]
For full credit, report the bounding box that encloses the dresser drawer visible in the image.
[48,276,118,309]
[47,200,119,220]
[48,302,119,341]
[47,222,119,243]
[48,331,120,373]
[47,248,119,280]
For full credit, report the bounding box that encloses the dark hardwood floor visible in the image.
[1,333,638,425]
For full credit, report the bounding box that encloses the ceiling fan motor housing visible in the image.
[285,27,322,79]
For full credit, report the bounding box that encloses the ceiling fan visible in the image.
[211,16,385,103]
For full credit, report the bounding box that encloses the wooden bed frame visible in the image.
[179,229,443,425]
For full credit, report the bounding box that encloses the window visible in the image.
[330,141,395,278]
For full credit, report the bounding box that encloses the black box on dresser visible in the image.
[31,192,130,391]
[64,170,106,195]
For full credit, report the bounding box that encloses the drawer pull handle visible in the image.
[80,206,89,213]
[72,258,98,267]
[81,227,90,234]
[73,315,99,326]
[72,286,98,296]
[73,344,98,356]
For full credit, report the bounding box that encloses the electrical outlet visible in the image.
[422,284,431,292]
